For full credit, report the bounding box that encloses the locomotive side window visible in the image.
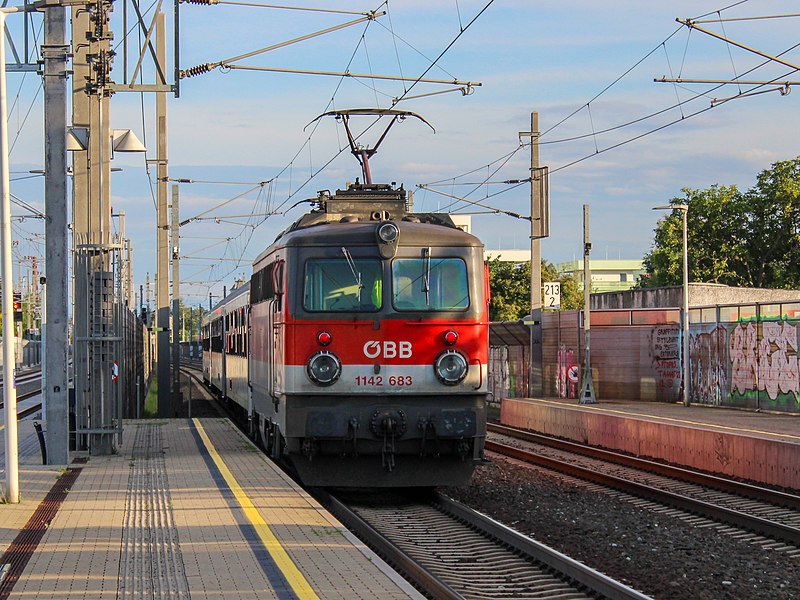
[250,263,276,304]
[392,258,469,311]
[303,258,383,312]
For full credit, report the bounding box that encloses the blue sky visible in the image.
[6,0,800,308]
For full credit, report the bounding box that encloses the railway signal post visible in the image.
[519,112,550,398]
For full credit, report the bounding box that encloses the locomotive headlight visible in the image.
[307,351,342,386]
[434,350,468,386]
[377,222,399,243]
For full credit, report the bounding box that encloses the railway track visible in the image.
[0,365,41,384]
[316,488,650,600]
[487,423,800,551]
[0,382,44,420]
[183,359,648,596]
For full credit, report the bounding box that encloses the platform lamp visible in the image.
[653,203,690,407]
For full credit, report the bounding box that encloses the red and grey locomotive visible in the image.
[203,109,488,487]
[203,182,489,487]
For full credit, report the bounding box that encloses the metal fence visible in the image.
[490,299,800,415]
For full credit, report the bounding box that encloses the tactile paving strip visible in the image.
[0,467,82,599]
[118,422,190,599]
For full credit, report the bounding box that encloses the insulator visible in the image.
[183,0,219,5]
[181,64,213,79]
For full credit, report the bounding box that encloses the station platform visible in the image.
[0,418,422,599]
[500,397,800,491]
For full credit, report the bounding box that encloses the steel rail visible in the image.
[486,439,800,547]
[314,489,462,600]
[0,366,42,387]
[488,423,800,510]
[16,400,41,420]
[434,493,651,600]
[0,388,43,412]
[316,488,650,600]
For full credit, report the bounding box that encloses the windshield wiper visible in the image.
[341,247,363,303]
[422,247,431,305]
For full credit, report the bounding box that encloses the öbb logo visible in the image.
[363,340,413,359]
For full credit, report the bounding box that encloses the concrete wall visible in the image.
[592,284,800,310]
[501,398,800,490]
[543,310,682,404]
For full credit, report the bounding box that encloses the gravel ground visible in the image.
[444,456,799,600]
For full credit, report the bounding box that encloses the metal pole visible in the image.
[579,204,596,404]
[519,112,542,397]
[682,207,690,407]
[653,204,690,406]
[529,112,542,397]
[171,184,180,411]
[1,10,19,503]
[40,278,46,419]
[156,11,171,417]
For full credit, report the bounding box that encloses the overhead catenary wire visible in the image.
[187,2,495,298]
[418,6,800,218]
[185,0,374,16]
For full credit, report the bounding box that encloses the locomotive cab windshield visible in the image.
[303,256,383,312]
[392,255,469,311]
[301,250,471,315]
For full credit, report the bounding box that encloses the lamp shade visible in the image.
[66,127,88,151]
[111,129,146,153]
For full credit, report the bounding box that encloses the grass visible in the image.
[144,377,159,418]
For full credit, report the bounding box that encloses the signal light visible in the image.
[317,331,332,346]
[444,330,458,345]
[12,292,21,321]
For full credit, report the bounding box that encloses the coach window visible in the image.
[303,258,383,312]
[392,257,469,311]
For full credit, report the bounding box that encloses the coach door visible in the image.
[269,259,285,404]
[265,298,275,400]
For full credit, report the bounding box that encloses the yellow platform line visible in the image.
[527,398,800,442]
[192,418,320,600]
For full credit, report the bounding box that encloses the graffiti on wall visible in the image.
[729,322,758,396]
[649,325,681,399]
[556,345,579,399]
[730,321,799,402]
[689,326,728,405]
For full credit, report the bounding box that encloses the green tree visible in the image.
[641,157,800,289]
[487,257,531,321]
[742,158,800,288]
[487,257,582,321]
